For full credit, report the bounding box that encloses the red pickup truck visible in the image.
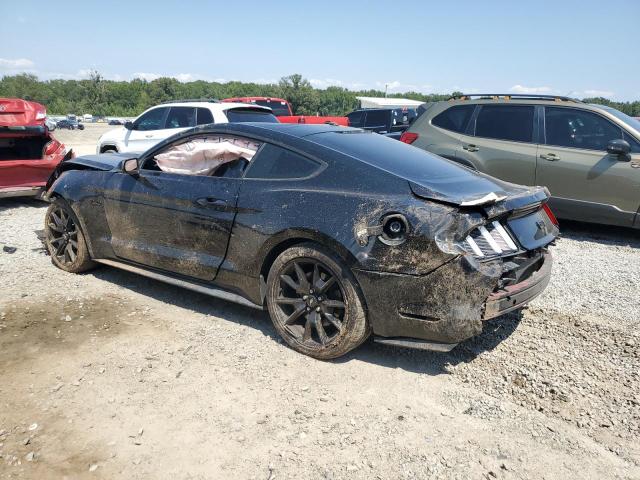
[0,98,72,198]
[221,97,349,126]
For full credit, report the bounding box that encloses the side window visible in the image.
[364,110,388,128]
[245,144,322,179]
[431,104,475,133]
[165,107,196,129]
[347,111,365,127]
[134,107,168,131]
[545,107,623,151]
[196,108,214,125]
[622,131,640,153]
[475,105,534,142]
[143,135,261,178]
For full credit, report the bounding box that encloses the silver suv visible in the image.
[401,94,640,229]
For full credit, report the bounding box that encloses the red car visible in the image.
[0,98,72,198]
[222,96,349,126]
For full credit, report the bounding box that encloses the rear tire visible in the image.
[266,243,369,359]
[44,199,96,273]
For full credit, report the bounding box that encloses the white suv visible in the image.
[96,100,277,154]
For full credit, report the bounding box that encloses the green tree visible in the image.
[278,74,319,115]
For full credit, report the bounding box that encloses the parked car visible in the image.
[45,123,557,358]
[222,97,349,126]
[56,119,84,130]
[346,107,419,139]
[96,100,277,154]
[0,98,72,198]
[45,117,57,131]
[401,94,640,228]
[108,119,124,126]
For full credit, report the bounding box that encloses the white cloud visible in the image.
[0,58,35,70]
[582,89,614,98]
[133,72,161,81]
[510,85,553,94]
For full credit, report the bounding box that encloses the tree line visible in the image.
[1,71,639,118]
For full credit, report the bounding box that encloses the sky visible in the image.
[1,0,638,100]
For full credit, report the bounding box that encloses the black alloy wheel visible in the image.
[44,200,95,273]
[275,259,346,346]
[267,244,369,359]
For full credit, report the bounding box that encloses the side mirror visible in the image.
[607,139,631,160]
[123,158,139,176]
[124,121,134,130]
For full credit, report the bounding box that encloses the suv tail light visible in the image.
[44,140,61,156]
[400,132,418,144]
[542,203,559,227]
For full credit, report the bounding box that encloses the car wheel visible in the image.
[102,148,117,154]
[44,199,96,273]
[266,243,369,359]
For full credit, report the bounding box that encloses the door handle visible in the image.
[540,153,560,161]
[463,144,479,152]
[145,134,153,138]
[195,197,228,208]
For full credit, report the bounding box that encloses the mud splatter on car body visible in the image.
[45,123,558,351]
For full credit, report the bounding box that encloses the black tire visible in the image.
[44,199,96,273]
[266,243,369,359]
[102,148,117,154]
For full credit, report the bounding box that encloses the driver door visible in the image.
[537,106,640,227]
[103,136,246,281]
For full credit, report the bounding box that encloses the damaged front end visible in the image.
[351,182,558,351]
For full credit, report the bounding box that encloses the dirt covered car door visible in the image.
[103,135,257,281]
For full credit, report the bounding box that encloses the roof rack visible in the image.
[449,94,581,103]
[159,98,219,104]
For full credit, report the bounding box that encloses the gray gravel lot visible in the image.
[0,195,639,479]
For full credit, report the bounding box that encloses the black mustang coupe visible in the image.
[44,123,557,359]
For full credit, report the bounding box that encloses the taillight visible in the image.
[36,110,46,120]
[543,203,559,227]
[44,140,61,156]
[400,132,418,144]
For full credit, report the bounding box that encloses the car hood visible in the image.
[0,98,46,127]
[65,152,140,171]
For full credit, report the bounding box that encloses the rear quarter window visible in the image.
[431,104,475,133]
[245,144,322,179]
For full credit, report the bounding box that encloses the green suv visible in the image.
[401,95,640,228]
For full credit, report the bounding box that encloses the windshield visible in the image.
[596,105,640,132]
[253,100,291,116]
[225,109,279,123]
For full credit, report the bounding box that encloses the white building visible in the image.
[356,96,425,109]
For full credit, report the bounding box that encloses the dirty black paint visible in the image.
[44,123,557,346]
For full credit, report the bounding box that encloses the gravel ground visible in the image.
[1,195,639,479]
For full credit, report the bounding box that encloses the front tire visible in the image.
[266,243,369,359]
[44,199,96,273]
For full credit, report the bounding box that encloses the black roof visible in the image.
[192,122,357,138]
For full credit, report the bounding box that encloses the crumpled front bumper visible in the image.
[483,252,552,320]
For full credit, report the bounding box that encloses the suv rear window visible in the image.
[431,105,475,133]
[253,100,291,116]
[475,105,534,143]
[225,109,278,123]
[196,108,214,125]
